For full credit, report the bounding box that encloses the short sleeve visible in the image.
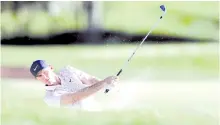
[44,91,61,107]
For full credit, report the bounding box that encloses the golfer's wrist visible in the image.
[102,80,108,87]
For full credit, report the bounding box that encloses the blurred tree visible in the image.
[1,1,49,13]
[83,1,103,44]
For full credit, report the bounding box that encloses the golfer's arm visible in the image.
[60,80,106,105]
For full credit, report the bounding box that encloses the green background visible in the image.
[1,1,219,125]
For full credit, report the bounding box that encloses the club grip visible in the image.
[105,89,109,93]
[117,69,123,76]
[105,69,122,93]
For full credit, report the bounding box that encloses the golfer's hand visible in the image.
[104,76,119,85]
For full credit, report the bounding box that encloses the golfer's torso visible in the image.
[51,66,90,108]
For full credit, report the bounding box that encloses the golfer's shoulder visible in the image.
[59,65,82,74]
[44,90,61,107]
[59,65,77,72]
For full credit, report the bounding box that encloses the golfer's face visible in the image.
[36,68,56,85]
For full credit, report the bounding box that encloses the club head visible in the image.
[159,5,166,19]
[160,5,166,13]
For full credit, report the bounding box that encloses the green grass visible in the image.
[1,42,219,80]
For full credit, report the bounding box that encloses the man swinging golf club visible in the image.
[30,60,119,110]
[30,4,166,110]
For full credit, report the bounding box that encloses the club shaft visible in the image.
[105,13,166,93]
[118,14,165,76]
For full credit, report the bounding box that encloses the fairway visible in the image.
[1,42,218,80]
[1,42,219,125]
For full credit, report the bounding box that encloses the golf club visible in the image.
[105,5,167,93]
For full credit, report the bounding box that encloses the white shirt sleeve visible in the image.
[44,90,61,107]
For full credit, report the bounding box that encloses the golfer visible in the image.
[30,60,119,110]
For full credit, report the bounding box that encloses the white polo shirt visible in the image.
[44,66,100,110]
